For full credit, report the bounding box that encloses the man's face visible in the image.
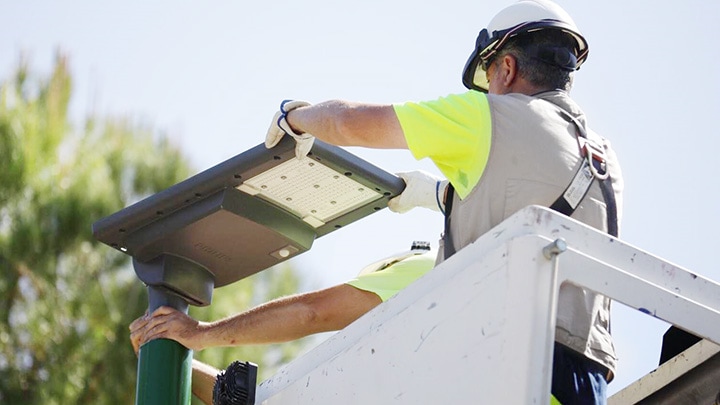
[485,62,502,95]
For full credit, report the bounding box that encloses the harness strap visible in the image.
[550,108,618,237]
[443,183,457,260]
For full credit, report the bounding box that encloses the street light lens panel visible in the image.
[238,158,382,228]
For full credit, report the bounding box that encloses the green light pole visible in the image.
[135,287,192,405]
[132,255,216,405]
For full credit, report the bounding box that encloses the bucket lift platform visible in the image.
[254,205,720,404]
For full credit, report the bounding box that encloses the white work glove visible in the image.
[265,99,314,159]
[388,171,449,214]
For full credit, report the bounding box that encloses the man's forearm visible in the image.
[200,285,381,349]
[130,284,381,352]
[285,100,407,149]
[204,295,321,346]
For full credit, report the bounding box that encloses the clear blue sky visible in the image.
[3,0,719,395]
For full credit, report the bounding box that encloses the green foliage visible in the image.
[0,54,306,404]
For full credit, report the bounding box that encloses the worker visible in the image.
[130,242,437,405]
[263,1,623,404]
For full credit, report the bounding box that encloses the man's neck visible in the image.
[511,79,553,96]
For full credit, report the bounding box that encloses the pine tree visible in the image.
[0,54,306,404]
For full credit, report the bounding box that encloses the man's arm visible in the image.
[130,283,382,351]
[285,100,408,149]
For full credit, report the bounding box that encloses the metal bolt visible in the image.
[543,238,567,259]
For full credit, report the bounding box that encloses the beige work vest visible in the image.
[438,90,624,375]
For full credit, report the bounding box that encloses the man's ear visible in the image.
[499,54,517,88]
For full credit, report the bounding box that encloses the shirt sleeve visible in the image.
[345,252,436,302]
[393,91,492,199]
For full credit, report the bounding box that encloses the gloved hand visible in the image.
[265,99,314,159]
[388,170,449,214]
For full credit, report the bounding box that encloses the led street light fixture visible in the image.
[92,136,404,305]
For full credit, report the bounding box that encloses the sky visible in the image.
[3,0,719,396]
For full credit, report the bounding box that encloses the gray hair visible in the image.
[493,29,577,91]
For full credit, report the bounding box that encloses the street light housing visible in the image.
[92,136,404,305]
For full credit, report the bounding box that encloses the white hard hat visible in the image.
[462,0,589,92]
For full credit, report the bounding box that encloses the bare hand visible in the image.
[129,306,208,353]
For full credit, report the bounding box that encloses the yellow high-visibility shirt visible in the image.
[393,91,492,199]
[346,252,436,302]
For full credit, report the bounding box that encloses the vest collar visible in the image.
[532,90,588,128]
